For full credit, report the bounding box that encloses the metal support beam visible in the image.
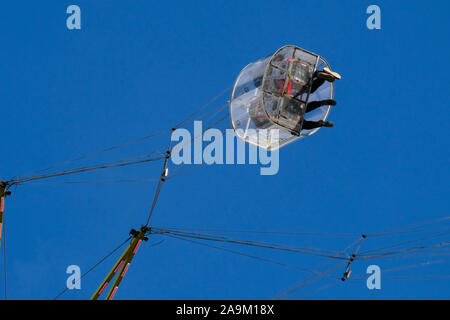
[90,226,149,300]
[0,182,11,247]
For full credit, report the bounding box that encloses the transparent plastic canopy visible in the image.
[230,45,334,150]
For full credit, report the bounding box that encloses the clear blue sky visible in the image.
[0,0,449,299]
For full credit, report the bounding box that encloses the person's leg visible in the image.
[310,68,342,93]
[306,99,336,113]
[323,67,341,80]
[310,78,326,94]
[302,120,334,130]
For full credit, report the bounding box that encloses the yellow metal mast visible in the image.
[0,181,11,246]
[90,226,149,300]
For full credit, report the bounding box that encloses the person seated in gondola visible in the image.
[250,62,341,131]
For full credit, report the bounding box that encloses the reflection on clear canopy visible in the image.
[230,45,334,150]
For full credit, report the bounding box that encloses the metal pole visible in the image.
[104,228,147,300]
[90,227,149,300]
[0,183,11,248]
